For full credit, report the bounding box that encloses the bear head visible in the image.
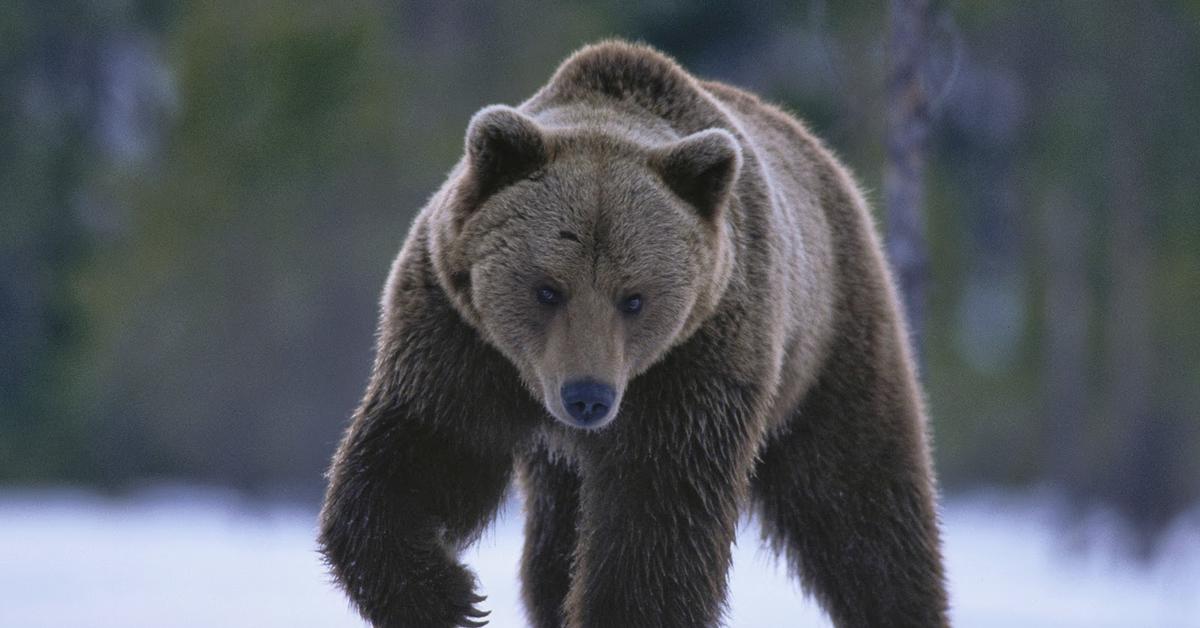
[430,105,741,429]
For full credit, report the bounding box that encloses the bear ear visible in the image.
[462,105,549,206]
[651,128,742,221]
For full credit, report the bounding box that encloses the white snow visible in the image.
[0,486,1196,627]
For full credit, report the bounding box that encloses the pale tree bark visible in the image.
[885,0,935,362]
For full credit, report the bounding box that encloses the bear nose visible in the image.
[560,379,616,425]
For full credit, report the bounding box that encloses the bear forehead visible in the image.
[467,172,695,286]
[493,160,695,249]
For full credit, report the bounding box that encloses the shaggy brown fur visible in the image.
[320,41,948,628]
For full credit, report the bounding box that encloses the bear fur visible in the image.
[319,40,948,628]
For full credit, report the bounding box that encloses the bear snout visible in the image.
[559,379,616,427]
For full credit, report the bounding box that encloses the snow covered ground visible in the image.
[1,487,1196,627]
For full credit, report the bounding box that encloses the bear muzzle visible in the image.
[559,379,617,428]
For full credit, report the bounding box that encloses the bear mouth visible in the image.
[549,400,621,431]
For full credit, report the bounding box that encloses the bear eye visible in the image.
[619,294,643,315]
[536,285,563,305]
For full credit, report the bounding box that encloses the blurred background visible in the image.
[2,1,1198,626]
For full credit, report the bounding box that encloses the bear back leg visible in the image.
[750,309,948,627]
[517,444,583,628]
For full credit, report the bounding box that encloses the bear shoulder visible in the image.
[528,40,728,133]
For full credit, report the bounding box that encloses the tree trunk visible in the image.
[884,0,934,362]
[1041,188,1090,494]
[1102,6,1160,555]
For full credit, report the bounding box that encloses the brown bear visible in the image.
[319,40,948,628]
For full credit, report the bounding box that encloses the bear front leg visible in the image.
[517,444,582,628]
[320,254,542,627]
[319,400,512,628]
[564,375,763,628]
[565,451,749,628]
[751,323,948,627]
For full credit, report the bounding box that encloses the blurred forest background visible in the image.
[3,0,1198,557]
